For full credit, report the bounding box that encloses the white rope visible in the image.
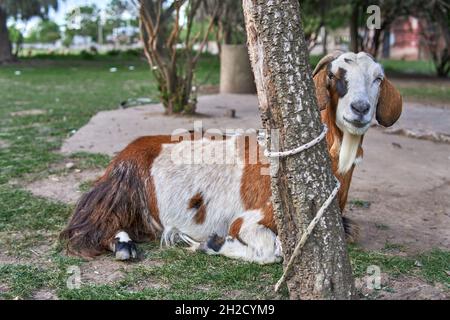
[264,124,328,158]
[274,177,341,292]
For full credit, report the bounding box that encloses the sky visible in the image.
[10,0,112,35]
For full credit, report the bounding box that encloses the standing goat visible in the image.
[60,52,402,264]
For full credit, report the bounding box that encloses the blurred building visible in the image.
[389,16,446,61]
[310,16,445,61]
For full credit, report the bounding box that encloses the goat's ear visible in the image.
[313,68,329,111]
[376,78,402,127]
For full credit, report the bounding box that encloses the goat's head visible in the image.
[313,51,402,136]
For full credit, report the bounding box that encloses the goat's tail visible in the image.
[342,216,360,243]
[59,161,160,258]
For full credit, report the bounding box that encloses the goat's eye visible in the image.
[374,76,383,83]
[328,72,335,80]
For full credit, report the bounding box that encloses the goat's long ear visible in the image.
[313,68,329,111]
[376,78,402,127]
[312,51,343,111]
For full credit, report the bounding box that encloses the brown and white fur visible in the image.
[60,51,402,264]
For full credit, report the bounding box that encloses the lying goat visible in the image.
[60,52,402,264]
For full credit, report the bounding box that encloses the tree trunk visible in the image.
[0,8,13,64]
[242,0,354,299]
[382,29,391,59]
[350,3,359,52]
[323,27,328,55]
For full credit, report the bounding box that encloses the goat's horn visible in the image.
[312,50,344,77]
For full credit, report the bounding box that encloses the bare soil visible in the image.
[356,273,449,300]
[348,129,450,254]
[24,169,103,204]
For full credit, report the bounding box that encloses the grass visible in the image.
[1,244,446,300]
[0,53,448,299]
[396,85,450,103]
[350,246,450,288]
[57,244,285,300]
[349,199,371,209]
[0,186,71,232]
[380,59,438,76]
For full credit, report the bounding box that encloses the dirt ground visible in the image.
[348,129,450,254]
[22,94,450,299]
[24,169,104,204]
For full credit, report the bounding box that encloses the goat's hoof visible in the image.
[114,239,137,261]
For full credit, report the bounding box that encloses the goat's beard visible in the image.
[337,131,361,174]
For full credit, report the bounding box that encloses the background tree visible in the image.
[416,0,450,77]
[103,0,139,44]
[8,24,23,57]
[346,0,446,59]
[64,5,100,46]
[106,0,139,28]
[26,19,61,44]
[135,0,179,54]
[138,0,218,114]
[0,0,59,63]
[243,0,354,299]
[300,0,349,53]
[200,0,246,55]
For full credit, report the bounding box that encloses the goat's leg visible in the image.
[109,231,138,261]
[198,210,282,264]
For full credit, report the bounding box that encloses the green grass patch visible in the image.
[381,59,437,76]
[350,199,371,209]
[397,85,450,103]
[69,152,112,170]
[349,245,416,278]
[349,245,449,286]
[0,185,71,232]
[416,249,450,285]
[57,244,285,300]
[0,264,55,299]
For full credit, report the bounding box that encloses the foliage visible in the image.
[299,0,351,51]
[200,0,246,46]
[26,20,61,43]
[414,1,450,77]
[103,0,140,44]
[0,0,60,61]
[0,0,59,19]
[106,0,139,28]
[8,23,24,56]
[64,5,101,46]
[8,24,23,44]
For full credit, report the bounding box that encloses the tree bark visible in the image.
[242,0,354,299]
[0,7,13,64]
